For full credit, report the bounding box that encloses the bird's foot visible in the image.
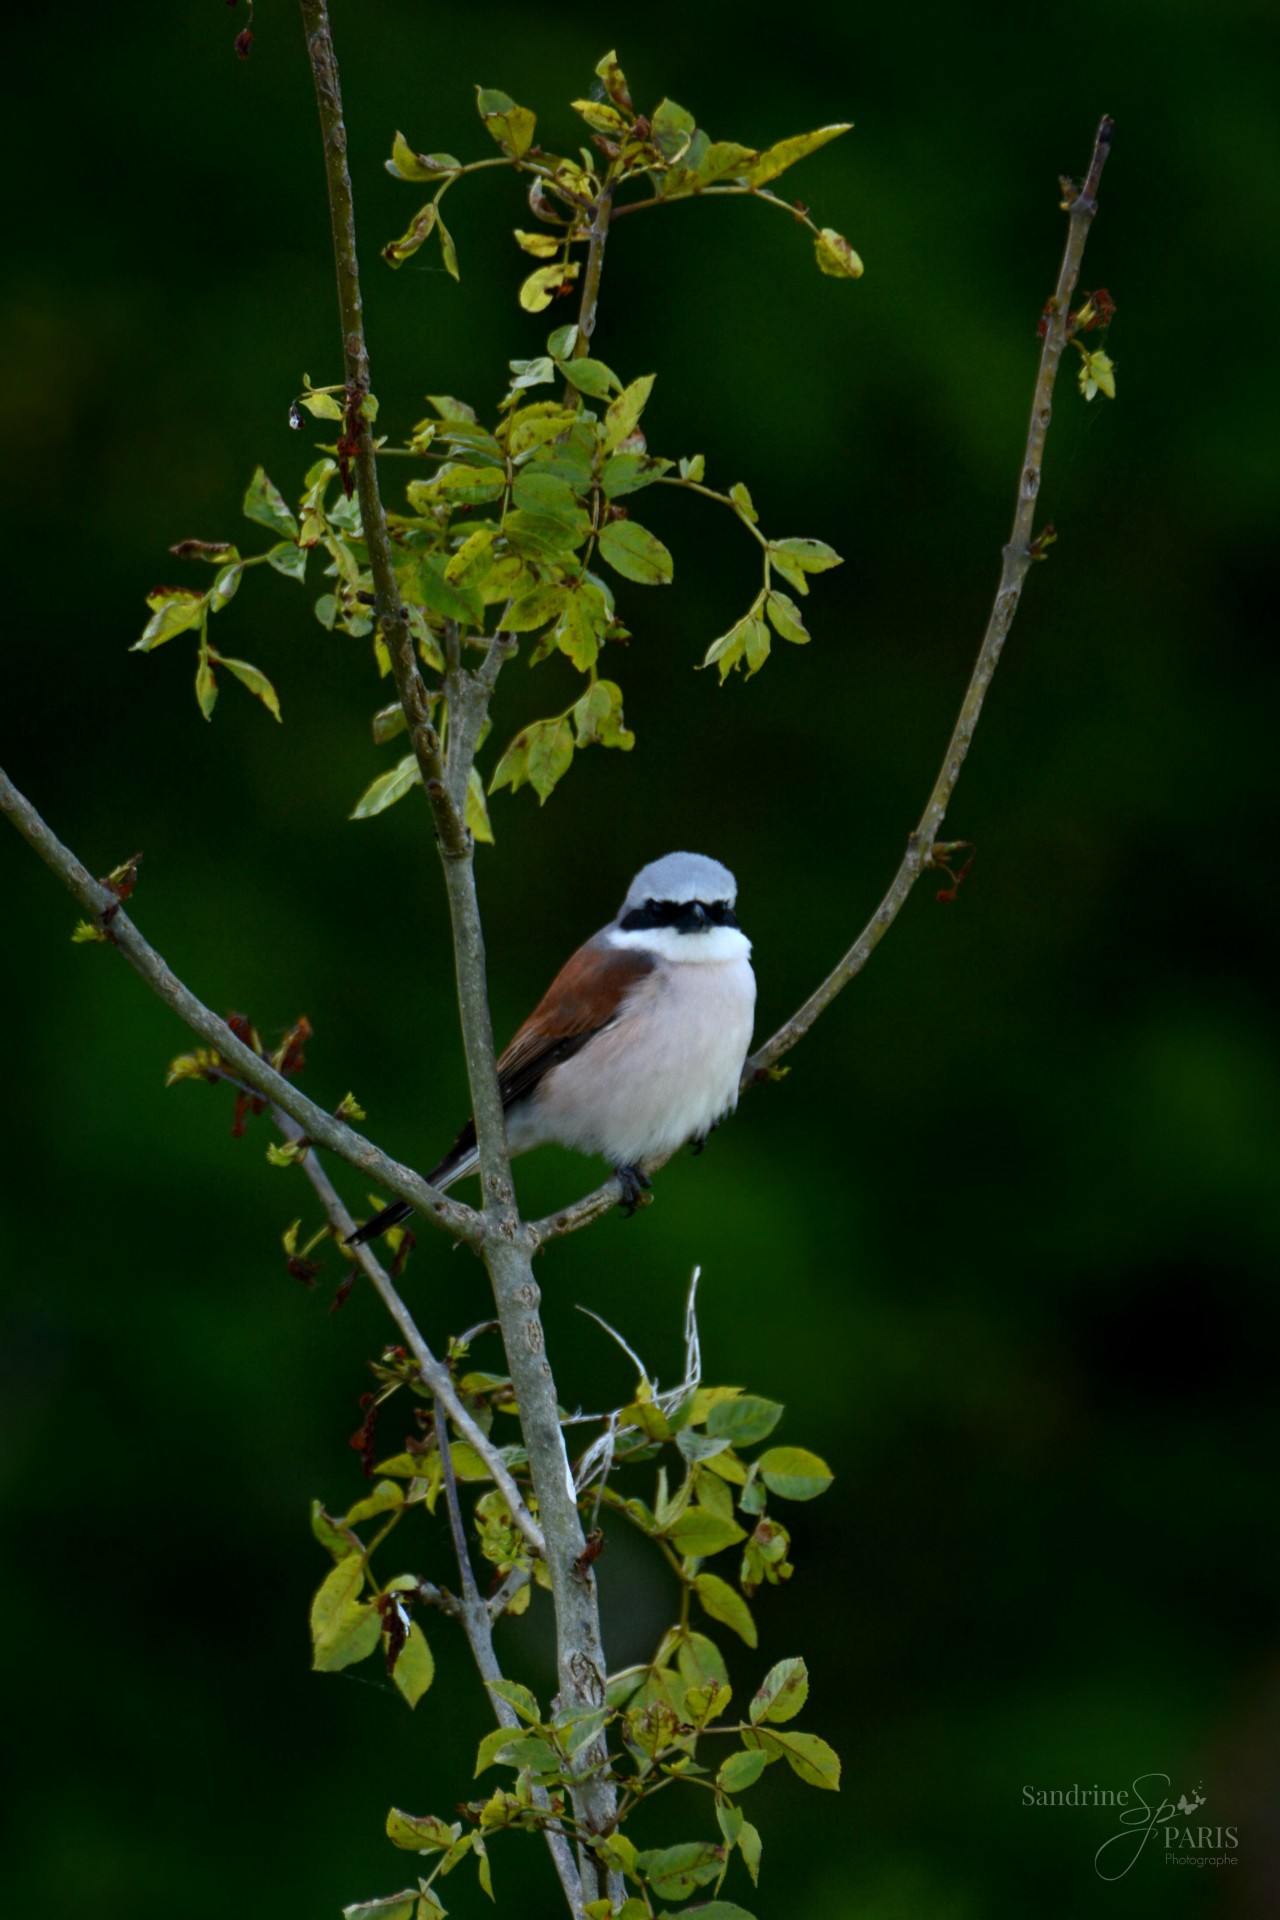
[614,1164,652,1216]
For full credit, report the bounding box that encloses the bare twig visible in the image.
[433,1397,583,1913]
[275,1107,545,1556]
[0,766,482,1248]
[529,114,1116,1247]
[746,116,1114,1075]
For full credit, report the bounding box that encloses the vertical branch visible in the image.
[297,5,622,1895]
[298,0,465,858]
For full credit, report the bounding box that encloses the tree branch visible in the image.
[0,765,482,1248]
[299,4,621,1886]
[747,114,1113,1075]
[299,0,466,860]
[529,114,1116,1245]
[431,1394,582,1913]
[272,1107,545,1556]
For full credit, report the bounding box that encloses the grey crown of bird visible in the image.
[350,852,756,1244]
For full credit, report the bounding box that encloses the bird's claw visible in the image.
[614,1164,652,1216]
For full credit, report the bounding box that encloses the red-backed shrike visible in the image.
[350,851,755,1242]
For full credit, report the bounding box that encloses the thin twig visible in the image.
[0,765,482,1248]
[433,1400,583,1914]
[528,114,1116,1248]
[746,114,1114,1075]
[274,1106,546,1556]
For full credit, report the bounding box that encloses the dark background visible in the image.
[2,3,1276,1916]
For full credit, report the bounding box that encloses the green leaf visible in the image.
[1079,347,1116,401]
[559,356,621,399]
[553,590,600,672]
[520,262,577,313]
[573,678,634,750]
[814,226,864,279]
[749,1656,809,1725]
[601,452,672,499]
[387,133,460,183]
[737,1824,762,1887]
[694,1572,757,1647]
[649,98,697,164]
[383,203,438,268]
[209,562,242,609]
[386,1809,458,1852]
[695,140,759,186]
[767,538,843,577]
[218,656,282,721]
[195,656,218,721]
[717,1748,769,1793]
[390,1622,434,1708]
[660,1907,756,1920]
[745,123,852,186]
[676,1630,729,1690]
[476,86,537,158]
[133,587,206,653]
[299,388,344,422]
[573,98,630,135]
[502,583,568,633]
[310,1499,357,1561]
[706,1395,783,1448]
[527,718,575,801]
[372,707,407,751]
[243,467,299,539]
[757,1446,834,1500]
[598,518,674,586]
[350,754,422,822]
[265,540,308,584]
[467,767,494,846]
[445,527,498,590]
[765,591,809,645]
[310,1557,381,1671]
[342,1894,417,1920]
[730,480,758,523]
[667,1506,748,1559]
[474,1726,526,1777]
[343,1480,404,1527]
[741,614,771,677]
[511,469,585,523]
[486,1677,542,1723]
[745,1726,841,1791]
[636,1841,723,1901]
[514,228,561,259]
[603,374,656,452]
[410,464,505,509]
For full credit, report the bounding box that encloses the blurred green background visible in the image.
[2,2,1276,1915]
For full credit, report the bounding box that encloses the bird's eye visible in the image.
[646,899,659,915]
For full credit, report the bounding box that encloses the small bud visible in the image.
[234,29,253,59]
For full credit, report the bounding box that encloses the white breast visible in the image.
[511,931,756,1171]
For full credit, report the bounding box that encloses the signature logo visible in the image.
[1022,1774,1238,1881]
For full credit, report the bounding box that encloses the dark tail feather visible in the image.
[347,1197,413,1248]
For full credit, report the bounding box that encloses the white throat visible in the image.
[607,923,752,966]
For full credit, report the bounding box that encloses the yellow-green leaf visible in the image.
[745,123,852,186]
[391,1622,435,1708]
[749,1656,809,1724]
[310,1556,381,1671]
[602,374,656,453]
[350,754,422,821]
[693,1571,757,1647]
[195,656,218,721]
[383,203,437,268]
[814,226,864,279]
[757,1445,834,1500]
[219,656,282,721]
[467,767,494,846]
[598,518,674,586]
[520,262,578,313]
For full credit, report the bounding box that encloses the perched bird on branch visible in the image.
[350,851,755,1243]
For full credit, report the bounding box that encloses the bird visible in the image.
[349,851,756,1244]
